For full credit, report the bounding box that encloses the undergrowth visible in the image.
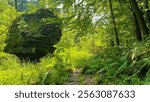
[0,52,69,85]
[80,40,150,85]
[0,40,149,85]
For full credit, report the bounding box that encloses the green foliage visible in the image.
[0,52,20,70]
[0,0,150,85]
[0,52,39,84]
[0,52,69,85]
[0,1,17,51]
[38,55,69,85]
[81,40,150,84]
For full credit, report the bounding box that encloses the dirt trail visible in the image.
[64,69,97,85]
[64,69,80,85]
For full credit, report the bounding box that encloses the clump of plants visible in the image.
[80,40,150,85]
[0,52,69,85]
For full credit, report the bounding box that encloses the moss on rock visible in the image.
[4,9,62,61]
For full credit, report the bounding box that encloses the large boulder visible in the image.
[4,9,62,61]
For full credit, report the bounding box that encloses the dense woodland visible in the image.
[0,0,150,85]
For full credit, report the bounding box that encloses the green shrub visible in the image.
[81,40,150,84]
[0,52,69,85]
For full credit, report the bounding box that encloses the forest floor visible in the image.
[64,68,97,85]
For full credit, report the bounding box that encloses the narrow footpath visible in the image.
[64,69,97,85]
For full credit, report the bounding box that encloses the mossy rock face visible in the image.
[4,9,62,61]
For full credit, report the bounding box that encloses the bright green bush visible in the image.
[38,55,69,85]
[0,52,69,85]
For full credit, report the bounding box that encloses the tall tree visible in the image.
[109,0,120,46]
[129,0,149,38]
[133,11,142,41]
[144,0,150,28]
[14,0,17,10]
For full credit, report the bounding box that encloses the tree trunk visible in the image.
[109,0,120,46]
[14,0,17,10]
[144,0,150,28]
[129,0,149,37]
[133,11,143,41]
